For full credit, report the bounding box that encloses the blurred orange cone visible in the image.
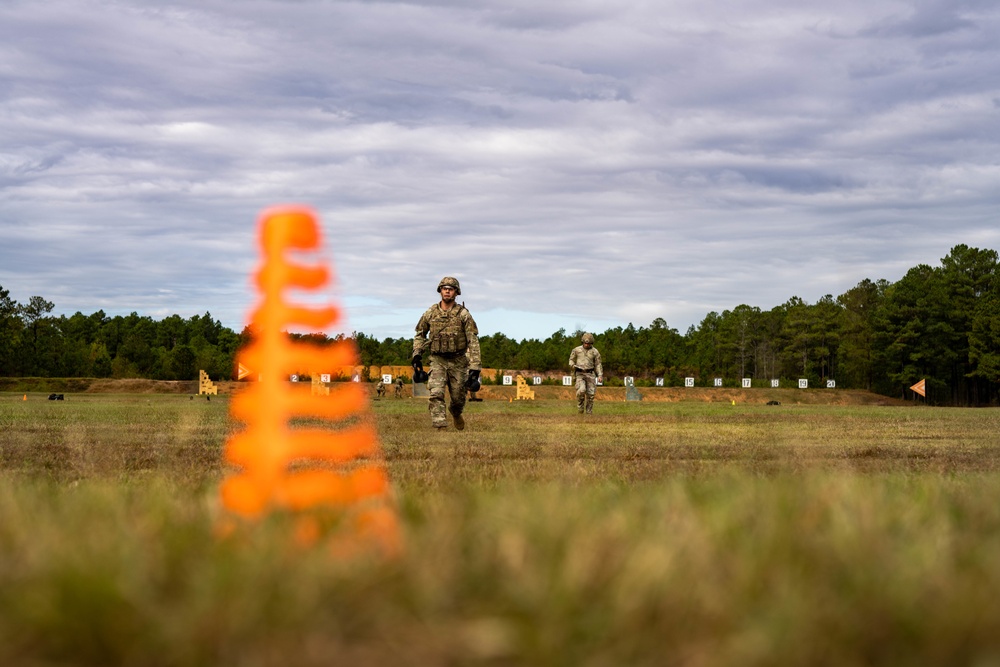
[220,206,401,557]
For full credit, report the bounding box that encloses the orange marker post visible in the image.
[221,206,400,556]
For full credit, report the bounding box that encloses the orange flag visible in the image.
[910,379,926,397]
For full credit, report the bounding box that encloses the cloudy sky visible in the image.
[2,0,998,341]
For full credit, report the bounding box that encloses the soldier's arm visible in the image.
[463,311,481,370]
[568,348,578,367]
[413,312,430,357]
[594,350,603,378]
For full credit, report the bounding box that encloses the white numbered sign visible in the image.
[685,377,695,387]
[562,376,572,386]
[655,378,664,387]
[742,378,751,388]
[382,374,392,384]
[798,379,808,389]
[503,375,512,386]
[826,380,836,388]
[771,379,780,388]
[714,378,723,387]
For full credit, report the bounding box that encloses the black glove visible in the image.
[465,369,481,392]
[411,353,429,383]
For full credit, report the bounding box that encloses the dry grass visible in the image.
[380,399,1000,484]
[2,391,1000,665]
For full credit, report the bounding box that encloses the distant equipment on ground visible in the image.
[199,370,218,395]
[515,375,535,400]
[311,372,330,396]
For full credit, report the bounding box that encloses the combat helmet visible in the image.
[581,333,595,344]
[437,276,461,295]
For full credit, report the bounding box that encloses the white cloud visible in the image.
[1,0,998,341]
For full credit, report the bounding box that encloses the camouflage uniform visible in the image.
[394,378,404,398]
[413,286,481,429]
[569,334,603,414]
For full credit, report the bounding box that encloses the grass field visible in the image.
[2,391,1000,666]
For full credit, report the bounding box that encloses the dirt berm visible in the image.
[467,385,906,405]
[1,378,907,406]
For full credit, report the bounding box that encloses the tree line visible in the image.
[0,289,240,382]
[3,245,999,404]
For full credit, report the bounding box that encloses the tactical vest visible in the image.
[428,304,468,355]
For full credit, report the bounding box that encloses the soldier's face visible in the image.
[583,341,592,349]
[440,286,456,302]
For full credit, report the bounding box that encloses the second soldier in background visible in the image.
[569,332,603,414]
[412,277,481,430]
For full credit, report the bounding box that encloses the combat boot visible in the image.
[452,411,465,431]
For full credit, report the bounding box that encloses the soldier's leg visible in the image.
[575,375,587,413]
[427,358,448,428]
[585,375,596,413]
[447,358,469,430]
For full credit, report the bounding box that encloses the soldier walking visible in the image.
[412,277,481,430]
[569,332,603,414]
[394,377,404,398]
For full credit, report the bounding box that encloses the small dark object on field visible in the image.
[206,395,211,401]
[47,394,64,401]
[766,400,781,406]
